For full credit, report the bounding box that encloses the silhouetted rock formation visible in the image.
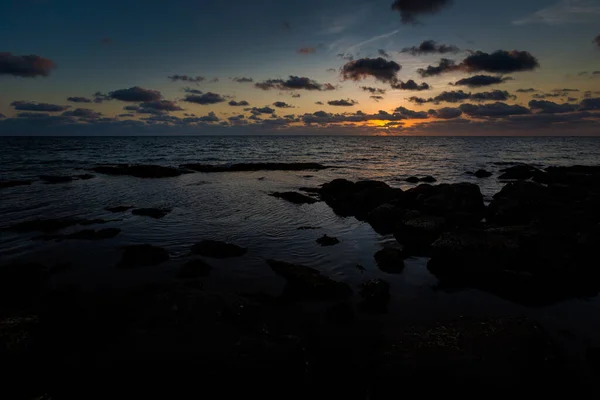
[474,169,492,178]
[191,240,247,258]
[181,162,329,172]
[270,191,317,204]
[316,234,340,246]
[498,164,540,180]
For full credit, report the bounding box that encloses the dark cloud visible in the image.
[62,108,103,119]
[528,100,576,114]
[409,90,515,104]
[139,100,183,112]
[291,93,301,98]
[337,53,354,61]
[370,95,384,102]
[229,100,250,106]
[360,86,386,94]
[210,78,219,83]
[567,97,578,102]
[326,68,337,73]
[109,87,162,102]
[452,75,512,88]
[232,77,253,83]
[0,113,5,119]
[11,101,70,112]
[429,107,463,119]
[67,97,92,103]
[417,58,457,77]
[123,105,139,111]
[341,57,401,84]
[298,47,316,54]
[407,96,429,105]
[195,112,219,122]
[0,52,56,77]
[391,79,430,90]
[315,101,324,105]
[255,76,335,91]
[552,88,579,93]
[17,112,52,119]
[119,113,135,118]
[401,40,459,55]
[578,71,589,77]
[183,92,226,105]
[93,92,111,103]
[184,88,203,95]
[228,115,248,125]
[394,106,429,119]
[301,110,406,124]
[168,75,204,83]
[247,106,276,114]
[532,92,563,99]
[328,99,358,106]
[378,49,390,58]
[461,50,539,73]
[391,0,453,24]
[580,98,600,110]
[594,71,600,76]
[470,90,516,102]
[431,90,471,103]
[516,88,537,93]
[459,102,531,117]
[273,101,294,108]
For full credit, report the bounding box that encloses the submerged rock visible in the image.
[132,208,172,219]
[180,162,330,172]
[360,278,390,311]
[191,240,247,258]
[118,244,170,268]
[91,164,183,178]
[421,176,437,183]
[474,169,492,178]
[270,191,317,204]
[405,176,420,183]
[74,173,95,180]
[316,234,340,246]
[0,180,32,189]
[267,259,351,300]
[498,164,540,180]
[178,259,212,279]
[36,228,121,241]
[374,248,405,273]
[105,205,133,213]
[39,175,73,184]
[6,218,85,233]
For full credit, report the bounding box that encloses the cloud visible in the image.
[255,76,335,91]
[341,57,401,84]
[407,96,429,105]
[301,110,407,124]
[461,50,539,73]
[298,47,316,54]
[337,53,354,61]
[168,75,204,83]
[470,90,516,102]
[452,75,512,87]
[62,108,103,119]
[247,106,275,114]
[93,92,110,103]
[232,77,253,83]
[210,78,219,82]
[370,95,384,101]
[514,0,600,25]
[391,79,430,90]
[580,97,600,110]
[292,93,301,98]
[391,0,453,24]
[109,86,162,102]
[183,92,226,105]
[273,101,294,108]
[11,101,70,112]
[315,101,324,105]
[459,102,531,117]
[0,113,5,119]
[326,68,337,73]
[228,115,248,125]
[229,100,250,106]
[360,86,386,94]
[528,100,577,113]
[0,52,56,77]
[553,88,579,92]
[410,90,515,104]
[139,100,183,112]
[67,96,92,103]
[417,58,457,77]
[378,49,390,58]
[394,106,429,119]
[328,99,358,106]
[184,88,203,94]
[195,112,220,122]
[429,107,463,119]
[516,88,537,93]
[401,40,460,55]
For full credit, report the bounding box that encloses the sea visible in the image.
[2,135,600,352]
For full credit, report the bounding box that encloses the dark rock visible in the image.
[297,226,320,230]
[180,162,330,172]
[325,302,355,325]
[267,259,352,300]
[39,175,73,184]
[178,259,212,279]
[118,244,169,268]
[394,213,446,256]
[105,205,133,213]
[0,262,50,311]
[421,176,437,183]
[91,164,182,178]
[474,169,492,178]
[6,218,85,233]
[487,182,552,226]
[270,191,317,204]
[132,208,172,219]
[66,228,121,240]
[498,164,540,180]
[405,176,420,183]
[356,264,365,272]
[360,279,390,311]
[374,248,405,273]
[366,203,406,234]
[298,187,320,194]
[191,240,247,258]
[0,180,32,189]
[316,234,340,246]
[420,183,484,222]
[78,218,115,226]
[74,174,95,180]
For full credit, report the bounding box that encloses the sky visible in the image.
[1,0,600,136]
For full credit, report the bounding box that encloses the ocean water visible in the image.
[2,135,600,346]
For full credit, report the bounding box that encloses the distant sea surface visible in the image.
[3,136,600,344]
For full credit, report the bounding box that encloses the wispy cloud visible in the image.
[513,0,600,25]
[346,30,399,54]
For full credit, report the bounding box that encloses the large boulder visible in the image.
[486,182,552,226]
[498,164,540,180]
[191,240,247,258]
[366,203,406,234]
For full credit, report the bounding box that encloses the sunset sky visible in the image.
[1,0,600,135]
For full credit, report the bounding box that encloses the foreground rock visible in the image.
[359,279,390,311]
[270,191,317,204]
[267,259,351,300]
[498,164,540,180]
[316,234,340,246]
[374,248,404,273]
[105,205,133,213]
[178,259,212,279]
[39,175,73,184]
[406,176,436,183]
[91,164,183,178]
[132,208,172,219]
[394,213,447,256]
[118,244,169,268]
[0,180,32,189]
[474,169,492,178]
[191,240,247,258]
[181,162,330,172]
